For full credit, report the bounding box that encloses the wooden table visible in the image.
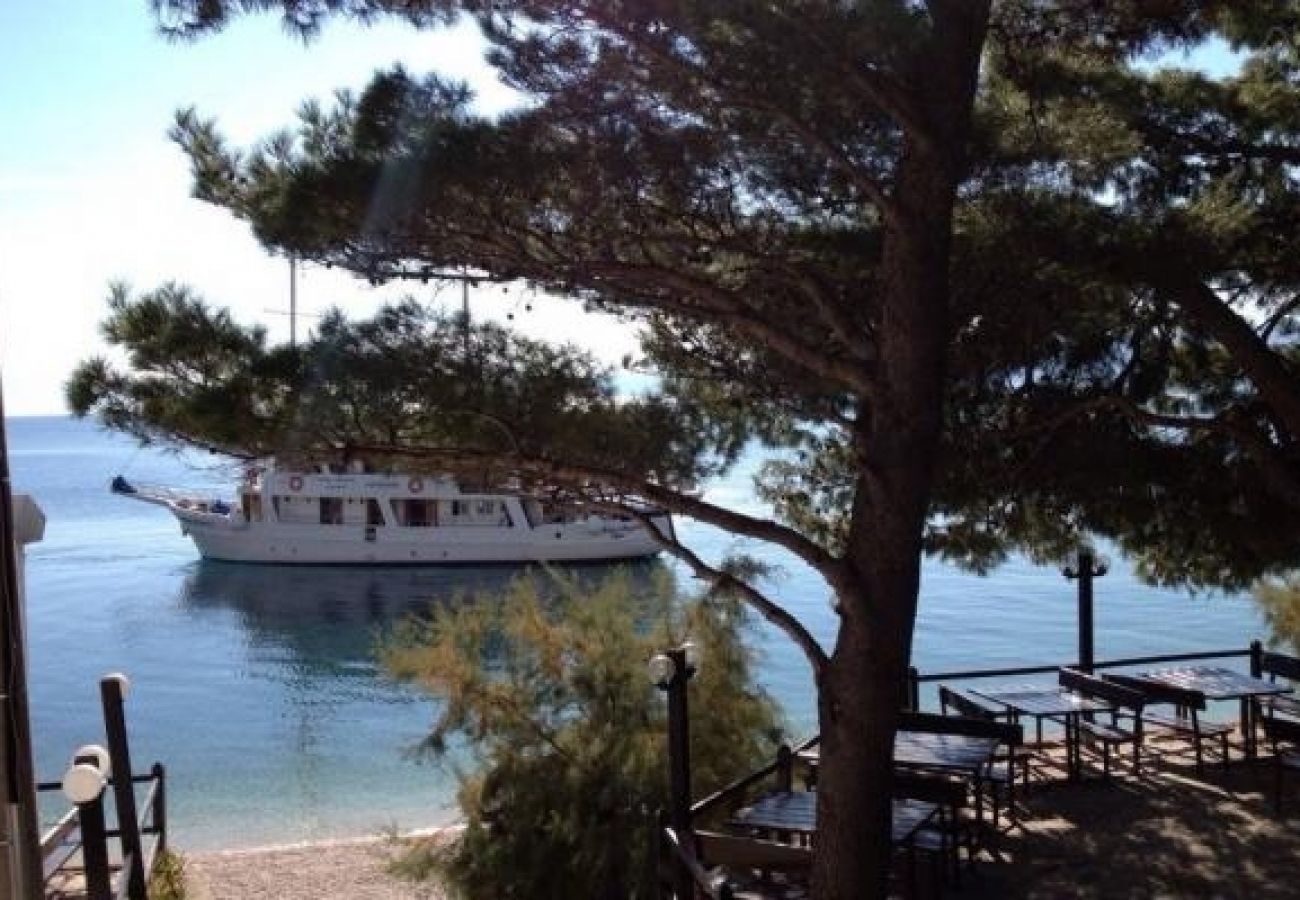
[797,730,1000,779]
[727,790,937,847]
[969,685,1117,781]
[1133,666,1293,757]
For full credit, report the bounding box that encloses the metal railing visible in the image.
[37,765,167,900]
[35,673,167,900]
[905,641,1263,710]
[656,737,819,899]
[661,825,734,900]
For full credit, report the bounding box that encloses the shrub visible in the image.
[148,850,187,900]
[382,567,783,899]
[1256,576,1300,654]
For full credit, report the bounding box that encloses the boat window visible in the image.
[391,499,435,527]
[437,498,513,527]
[522,499,543,527]
[367,499,384,526]
[320,497,344,526]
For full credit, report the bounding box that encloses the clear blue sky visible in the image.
[0,4,1243,415]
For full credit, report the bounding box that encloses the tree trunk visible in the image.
[809,4,989,897]
[812,578,916,899]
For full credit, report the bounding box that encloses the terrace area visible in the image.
[659,643,1300,899]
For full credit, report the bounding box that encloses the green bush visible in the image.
[382,567,783,899]
[1256,576,1300,654]
[148,850,187,900]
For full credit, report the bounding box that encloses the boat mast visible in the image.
[462,271,471,361]
[289,256,298,349]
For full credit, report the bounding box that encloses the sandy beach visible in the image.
[184,832,454,900]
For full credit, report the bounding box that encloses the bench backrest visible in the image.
[892,771,968,809]
[1262,651,1300,682]
[1261,713,1300,746]
[694,830,812,871]
[899,709,1023,747]
[1059,668,1146,711]
[1102,672,1207,710]
[939,685,1003,721]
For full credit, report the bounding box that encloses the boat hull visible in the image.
[113,471,675,566]
[181,517,672,566]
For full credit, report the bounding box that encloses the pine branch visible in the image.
[616,505,830,680]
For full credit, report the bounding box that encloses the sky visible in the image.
[0,1,641,416]
[0,5,1243,417]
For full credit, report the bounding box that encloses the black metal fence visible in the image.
[34,673,167,900]
[904,641,1263,710]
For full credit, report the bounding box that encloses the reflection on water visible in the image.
[179,562,514,667]
[178,559,672,664]
[149,559,670,848]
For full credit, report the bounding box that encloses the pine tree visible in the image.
[69,3,1300,895]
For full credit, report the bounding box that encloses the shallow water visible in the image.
[8,416,1269,849]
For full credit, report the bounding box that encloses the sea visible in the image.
[7,415,1273,850]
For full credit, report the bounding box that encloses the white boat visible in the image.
[111,463,674,565]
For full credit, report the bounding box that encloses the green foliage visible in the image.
[133,2,1300,591]
[381,569,783,899]
[1255,577,1300,655]
[68,289,744,489]
[98,4,1300,894]
[148,850,187,900]
[929,10,1300,588]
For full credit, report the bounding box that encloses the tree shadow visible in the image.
[970,751,1300,899]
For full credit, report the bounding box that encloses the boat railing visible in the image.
[115,480,193,501]
[117,480,232,512]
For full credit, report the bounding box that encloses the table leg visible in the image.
[1067,714,1080,782]
[1062,714,1072,781]
[1241,696,1254,759]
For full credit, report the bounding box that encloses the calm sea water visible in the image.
[7,415,1270,850]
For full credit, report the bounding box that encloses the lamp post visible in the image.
[1062,548,1109,673]
[649,642,700,900]
[62,744,112,900]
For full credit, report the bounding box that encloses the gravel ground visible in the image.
[185,834,451,900]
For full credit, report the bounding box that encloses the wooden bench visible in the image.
[696,830,812,871]
[893,771,971,890]
[939,685,1009,721]
[937,687,1032,826]
[1103,673,1232,775]
[1260,651,1300,720]
[1059,668,1146,778]
[1260,714,1300,813]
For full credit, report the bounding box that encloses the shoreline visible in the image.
[186,823,464,858]
[183,825,463,900]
